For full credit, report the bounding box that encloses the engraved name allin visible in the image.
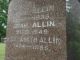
[5,0,67,60]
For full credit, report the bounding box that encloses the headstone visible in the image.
[5,0,67,60]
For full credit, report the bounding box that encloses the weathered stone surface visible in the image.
[5,0,67,60]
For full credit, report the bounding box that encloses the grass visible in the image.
[0,43,5,60]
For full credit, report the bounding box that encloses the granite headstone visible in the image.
[5,0,67,60]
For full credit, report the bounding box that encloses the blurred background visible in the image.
[0,0,9,42]
[0,0,80,60]
[0,0,9,60]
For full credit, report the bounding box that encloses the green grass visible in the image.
[0,43,5,60]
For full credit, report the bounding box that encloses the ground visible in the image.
[0,43,5,60]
